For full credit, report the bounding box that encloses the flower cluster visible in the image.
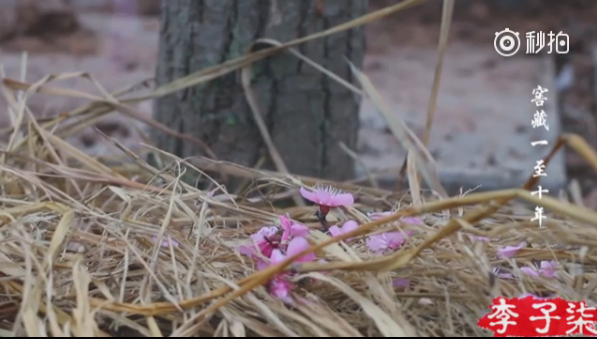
[235,185,424,302]
[486,241,558,280]
[299,184,354,225]
[237,215,315,303]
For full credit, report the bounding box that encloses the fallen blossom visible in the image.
[539,260,558,277]
[393,278,410,289]
[256,259,269,271]
[497,241,526,259]
[279,215,309,242]
[271,237,316,264]
[521,260,558,278]
[152,235,179,248]
[366,231,412,253]
[299,185,354,223]
[329,220,359,240]
[268,278,294,304]
[238,218,318,304]
[265,237,316,304]
[520,267,540,277]
[237,226,280,259]
[299,185,354,207]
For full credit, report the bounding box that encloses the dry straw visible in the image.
[1,0,596,336]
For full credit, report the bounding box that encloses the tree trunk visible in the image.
[153,0,367,183]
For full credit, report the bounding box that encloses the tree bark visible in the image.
[153,0,367,183]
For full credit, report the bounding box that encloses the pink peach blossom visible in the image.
[268,278,294,304]
[299,185,354,207]
[264,237,316,303]
[366,231,412,253]
[256,259,269,271]
[329,220,359,240]
[237,226,280,259]
[539,260,558,277]
[393,278,410,289]
[521,261,557,278]
[152,235,179,248]
[271,237,316,264]
[279,215,309,242]
[520,267,540,276]
[497,241,526,259]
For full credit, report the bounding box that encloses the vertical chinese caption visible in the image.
[530,85,549,227]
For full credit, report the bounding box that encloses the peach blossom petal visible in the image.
[290,224,310,238]
[299,186,354,207]
[238,226,279,259]
[328,225,342,237]
[330,193,354,206]
[342,220,359,233]
[497,241,526,259]
[270,249,286,264]
[366,231,411,253]
[269,278,294,304]
[393,278,410,289]
[287,237,316,262]
[280,215,310,241]
[329,220,359,240]
[299,187,320,204]
[521,267,540,276]
[539,260,557,277]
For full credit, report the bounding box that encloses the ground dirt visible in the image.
[1,0,597,202]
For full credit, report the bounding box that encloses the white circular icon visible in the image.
[494,28,520,57]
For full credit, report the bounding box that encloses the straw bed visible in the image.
[0,148,595,337]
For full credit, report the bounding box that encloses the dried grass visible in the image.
[1,0,597,336]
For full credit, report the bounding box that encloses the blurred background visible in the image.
[0,0,596,201]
